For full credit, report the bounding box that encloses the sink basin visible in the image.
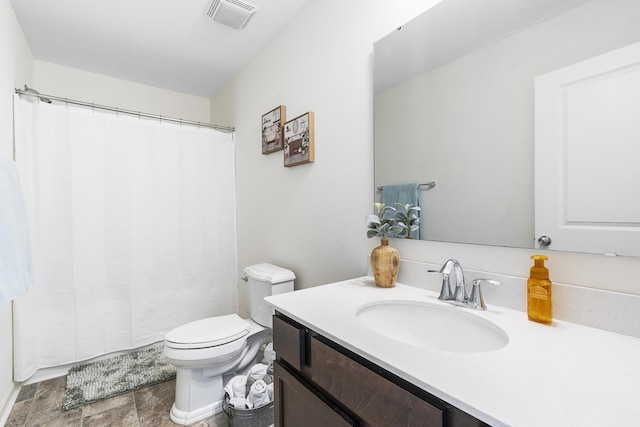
[356,300,509,353]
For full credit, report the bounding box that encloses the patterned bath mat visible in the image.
[62,345,176,411]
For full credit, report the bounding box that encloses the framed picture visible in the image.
[262,105,286,154]
[284,112,315,167]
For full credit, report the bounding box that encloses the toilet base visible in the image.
[169,399,223,425]
[170,365,227,426]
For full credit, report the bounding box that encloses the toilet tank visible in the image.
[243,263,295,328]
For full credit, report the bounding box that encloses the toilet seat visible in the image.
[165,314,249,350]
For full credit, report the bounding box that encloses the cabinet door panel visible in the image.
[274,361,358,427]
[273,315,305,371]
[308,335,444,427]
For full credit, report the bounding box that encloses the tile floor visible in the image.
[5,376,229,426]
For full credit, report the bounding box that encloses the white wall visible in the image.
[215,0,640,324]
[212,0,443,307]
[0,0,33,420]
[34,61,212,123]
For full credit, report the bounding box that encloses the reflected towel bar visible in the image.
[377,181,436,191]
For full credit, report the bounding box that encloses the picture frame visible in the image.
[284,112,315,167]
[262,105,286,154]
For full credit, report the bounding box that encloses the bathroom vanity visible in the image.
[265,277,640,427]
[272,313,486,426]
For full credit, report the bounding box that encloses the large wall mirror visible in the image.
[374,0,640,255]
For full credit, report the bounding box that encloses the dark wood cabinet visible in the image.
[274,361,357,426]
[273,313,490,427]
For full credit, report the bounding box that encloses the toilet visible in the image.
[163,263,295,425]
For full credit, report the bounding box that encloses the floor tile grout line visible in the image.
[131,390,141,426]
[25,384,37,427]
[22,382,35,427]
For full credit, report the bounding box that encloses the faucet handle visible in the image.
[428,267,454,301]
[468,279,501,310]
[428,259,463,301]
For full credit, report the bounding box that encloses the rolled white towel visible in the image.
[247,363,268,382]
[232,375,247,398]
[245,363,269,395]
[228,397,247,409]
[247,380,270,409]
[224,375,247,399]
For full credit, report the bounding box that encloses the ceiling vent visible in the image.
[205,0,257,30]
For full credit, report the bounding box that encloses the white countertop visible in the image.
[265,277,640,427]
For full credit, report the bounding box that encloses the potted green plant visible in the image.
[367,203,401,288]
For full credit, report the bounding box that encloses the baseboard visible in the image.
[0,383,21,426]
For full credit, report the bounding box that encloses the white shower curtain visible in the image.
[12,95,238,381]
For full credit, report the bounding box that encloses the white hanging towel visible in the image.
[0,157,33,305]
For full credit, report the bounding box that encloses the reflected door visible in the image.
[535,41,640,256]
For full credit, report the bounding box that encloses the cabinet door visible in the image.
[307,335,444,427]
[274,361,358,427]
[273,315,305,371]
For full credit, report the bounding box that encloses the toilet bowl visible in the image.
[163,263,295,425]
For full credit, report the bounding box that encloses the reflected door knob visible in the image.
[537,236,552,247]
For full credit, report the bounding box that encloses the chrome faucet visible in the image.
[429,259,501,310]
[429,258,457,300]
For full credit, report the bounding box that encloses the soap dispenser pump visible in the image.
[527,255,552,324]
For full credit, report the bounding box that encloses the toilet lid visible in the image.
[165,314,250,349]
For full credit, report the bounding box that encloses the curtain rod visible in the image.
[15,86,235,133]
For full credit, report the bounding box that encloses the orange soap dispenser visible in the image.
[527,255,552,324]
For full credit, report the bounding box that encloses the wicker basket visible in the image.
[222,396,274,427]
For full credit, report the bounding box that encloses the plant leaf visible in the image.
[366,214,381,224]
[367,229,380,238]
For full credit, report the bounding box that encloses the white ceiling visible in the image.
[10,0,310,98]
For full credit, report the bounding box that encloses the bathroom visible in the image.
[1,0,640,425]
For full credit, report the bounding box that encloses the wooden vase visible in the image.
[370,238,400,288]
